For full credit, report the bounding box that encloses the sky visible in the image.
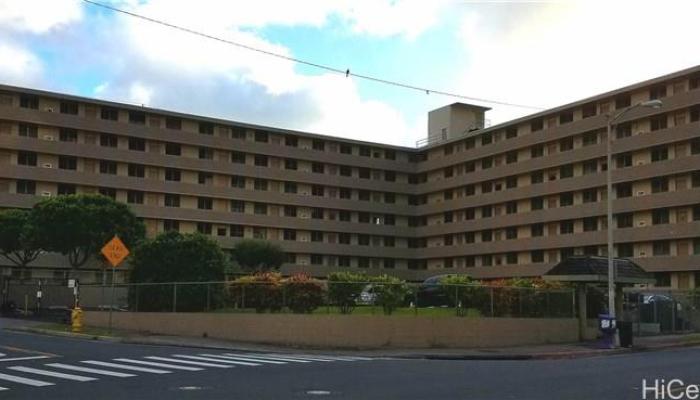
[0,0,699,147]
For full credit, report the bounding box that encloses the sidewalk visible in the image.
[4,317,700,360]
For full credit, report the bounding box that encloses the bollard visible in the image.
[71,307,83,333]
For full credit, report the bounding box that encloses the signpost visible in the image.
[100,236,130,334]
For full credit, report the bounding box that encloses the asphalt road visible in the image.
[0,327,696,400]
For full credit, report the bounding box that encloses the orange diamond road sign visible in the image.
[101,236,130,267]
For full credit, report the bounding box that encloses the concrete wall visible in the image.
[85,311,579,349]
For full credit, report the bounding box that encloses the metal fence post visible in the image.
[173,283,177,313]
[241,285,245,310]
[414,285,418,316]
[282,284,287,313]
[545,291,550,318]
[206,283,211,312]
[490,287,494,317]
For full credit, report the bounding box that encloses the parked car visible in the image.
[416,275,457,307]
[357,284,377,305]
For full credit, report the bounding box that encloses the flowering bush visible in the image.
[228,272,283,313]
[283,274,324,314]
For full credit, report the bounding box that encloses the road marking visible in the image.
[265,354,335,362]
[46,363,135,378]
[82,361,172,374]
[8,366,97,382]
[144,356,233,368]
[0,372,54,387]
[224,353,311,363]
[200,354,287,365]
[0,386,7,391]
[113,358,203,371]
[0,356,52,362]
[0,345,57,357]
[173,355,259,366]
[282,354,361,361]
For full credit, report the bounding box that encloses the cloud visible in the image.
[0,43,43,85]
[0,0,82,33]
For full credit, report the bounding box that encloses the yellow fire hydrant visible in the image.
[71,307,83,333]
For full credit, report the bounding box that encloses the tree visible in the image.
[327,272,367,314]
[0,209,42,268]
[31,194,145,270]
[129,232,228,311]
[230,239,286,272]
[370,275,409,315]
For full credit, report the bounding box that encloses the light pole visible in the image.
[605,99,663,336]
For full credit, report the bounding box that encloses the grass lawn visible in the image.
[213,306,482,317]
[34,323,125,337]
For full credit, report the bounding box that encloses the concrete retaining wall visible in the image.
[85,311,579,349]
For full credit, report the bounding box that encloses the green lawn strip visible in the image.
[33,323,123,338]
[212,306,482,317]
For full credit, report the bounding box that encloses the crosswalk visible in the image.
[0,352,375,392]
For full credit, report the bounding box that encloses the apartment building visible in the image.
[0,65,699,288]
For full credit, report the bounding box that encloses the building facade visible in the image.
[1,66,699,288]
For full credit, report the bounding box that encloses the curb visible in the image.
[5,326,121,342]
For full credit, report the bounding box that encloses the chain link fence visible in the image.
[623,289,700,335]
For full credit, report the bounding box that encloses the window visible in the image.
[506,252,518,264]
[650,115,668,131]
[560,164,574,179]
[531,119,543,132]
[231,151,246,164]
[481,157,493,169]
[311,162,324,174]
[165,117,181,130]
[199,122,214,135]
[651,146,668,162]
[228,225,243,237]
[464,184,475,196]
[100,133,118,148]
[506,201,517,214]
[340,144,352,154]
[582,103,597,118]
[197,197,213,210]
[127,190,144,204]
[464,232,475,243]
[531,145,544,158]
[385,149,396,160]
[59,100,78,115]
[128,111,146,125]
[653,241,670,256]
[506,151,518,164]
[560,220,574,234]
[692,106,700,123]
[165,143,181,156]
[482,255,493,267]
[128,137,145,151]
[582,131,598,146]
[583,160,598,175]
[651,177,668,193]
[254,155,268,167]
[481,133,492,146]
[505,127,518,139]
[693,171,700,188]
[254,179,268,191]
[481,230,493,242]
[59,128,78,142]
[164,168,181,181]
[650,85,667,100]
[618,243,634,258]
[230,200,245,213]
[529,171,545,186]
[652,208,670,225]
[310,254,323,265]
[506,176,518,189]
[481,182,493,194]
[464,208,475,220]
[57,184,76,196]
[230,175,245,188]
[444,190,453,201]
[582,189,598,203]
[254,203,267,215]
[694,205,700,221]
[444,212,453,223]
[531,197,544,211]
[444,144,453,156]
[615,95,631,109]
[340,210,351,221]
[559,137,574,152]
[311,185,324,197]
[19,94,38,109]
[481,205,493,218]
[616,153,632,168]
[198,147,214,160]
[284,135,298,147]
[384,192,395,204]
[99,160,117,175]
[384,236,395,247]
[58,156,77,170]
[164,194,180,207]
[283,229,296,241]
[312,139,325,151]
[198,172,213,185]
[164,220,180,232]
[125,164,144,179]
[282,159,297,171]
[443,167,453,179]
[254,131,268,143]
[17,151,37,166]
[100,107,118,121]
[197,222,212,235]
[531,250,545,263]
[506,227,518,240]
[559,192,574,207]
[616,183,632,198]
[16,180,35,195]
[284,182,297,194]
[559,110,574,124]
[616,123,632,139]
[384,170,396,181]
[231,127,246,139]
[583,217,598,232]
[98,187,116,199]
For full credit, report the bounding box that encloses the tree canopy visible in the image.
[0,209,42,267]
[31,194,145,269]
[230,239,286,272]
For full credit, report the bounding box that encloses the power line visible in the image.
[81,0,544,110]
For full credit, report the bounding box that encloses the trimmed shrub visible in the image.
[229,272,283,313]
[370,275,409,315]
[327,272,367,314]
[283,274,324,314]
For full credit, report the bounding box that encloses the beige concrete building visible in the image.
[1,65,699,288]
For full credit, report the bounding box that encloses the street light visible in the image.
[605,99,663,342]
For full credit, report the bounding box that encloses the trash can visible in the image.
[598,314,617,349]
[618,321,634,348]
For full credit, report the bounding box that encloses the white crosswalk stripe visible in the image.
[113,358,203,371]
[81,361,172,374]
[283,354,371,361]
[224,353,312,363]
[0,386,7,391]
[144,356,233,368]
[264,354,336,362]
[7,366,97,382]
[0,372,54,387]
[200,354,287,365]
[173,355,260,366]
[46,363,135,378]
